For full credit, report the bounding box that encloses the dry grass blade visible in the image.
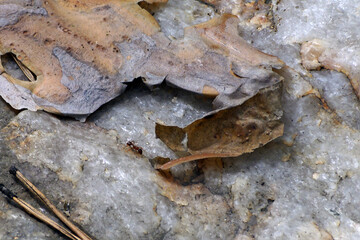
[11,53,36,82]
[0,184,81,240]
[9,166,92,240]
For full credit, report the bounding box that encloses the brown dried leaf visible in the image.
[0,0,163,114]
[0,1,283,118]
[156,82,284,169]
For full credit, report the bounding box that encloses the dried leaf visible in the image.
[156,82,284,169]
[0,1,283,118]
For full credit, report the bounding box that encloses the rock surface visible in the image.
[0,0,360,239]
[0,110,238,240]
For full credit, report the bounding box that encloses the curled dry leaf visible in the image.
[156,82,284,169]
[0,1,285,167]
[0,0,164,116]
[0,0,283,118]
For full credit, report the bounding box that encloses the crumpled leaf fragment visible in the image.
[0,1,285,164]
[156,82,284,169]
[0,0,164,115]
[139,14,283,110]
[0,0,283,118]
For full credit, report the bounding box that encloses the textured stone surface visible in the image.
[0,98,16,129]
[222,69,360,239]
[146,0,215,39]
[300,39,360,99]
[0,111,239,240]
[89,81,213,159]
[2,72,360,239]
[0,0,360,239]
[90,79,284,170]
[237,0,360,98]
[1,111,162,239]
[199,0,275,30]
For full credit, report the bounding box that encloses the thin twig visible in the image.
[0,184,81,240]
[156,153,234,170]
[9,166,92,240]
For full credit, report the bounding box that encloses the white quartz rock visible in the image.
[1,111,162,239]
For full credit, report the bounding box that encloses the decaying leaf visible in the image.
[0,1,285,167]
[156,81,284,169]
[0,0,283,118]
[0,0,165,115]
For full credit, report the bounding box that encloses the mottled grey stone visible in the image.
[1,110,237,239]
[1,111,162,239]
[151,0,215,39]
[221,71,360,239]
[310,70,360,130]
[0,98,16,129]
[0,0,359,239]
[89,82,213,159]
